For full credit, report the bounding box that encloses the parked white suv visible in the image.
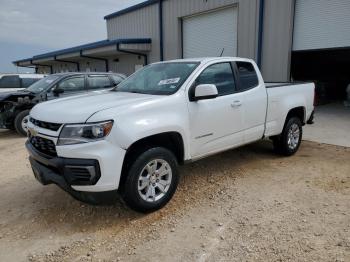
[26,57,315,212]
[0,74,45,93]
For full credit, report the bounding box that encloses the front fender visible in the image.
[88,94,192,160]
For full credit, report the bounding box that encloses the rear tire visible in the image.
[120,147,179,213]
[273,117,303,156]
[14,110,30,136]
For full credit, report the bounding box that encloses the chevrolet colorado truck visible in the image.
[26,57,315,212]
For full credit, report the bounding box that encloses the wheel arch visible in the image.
[119,131,185,188]
[285,106,306,125]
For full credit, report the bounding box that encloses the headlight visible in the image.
[57,121,113,146]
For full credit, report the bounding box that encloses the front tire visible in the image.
[273,117,303,156]
[14,110,30,136]
[121,147,179,213]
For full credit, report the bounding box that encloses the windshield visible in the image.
[26,75,60,93]
[116,62,199,95]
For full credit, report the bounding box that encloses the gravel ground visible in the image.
[0,129,349,262]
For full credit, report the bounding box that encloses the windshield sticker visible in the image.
[45,80,54,84]
[158,78,180,86]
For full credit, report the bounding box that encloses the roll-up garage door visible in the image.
[183,7,237,58]
[293,0,350,51]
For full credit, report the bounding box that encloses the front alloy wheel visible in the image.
[21,115,30,134]
[14,110,30,136]
[121,147,179,213]
[138,159,173,202]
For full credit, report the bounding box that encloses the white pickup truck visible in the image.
[26,57,315,212]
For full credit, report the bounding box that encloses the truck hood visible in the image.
[30,91,159,124]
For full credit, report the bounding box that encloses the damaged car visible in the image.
[0,72,125,136]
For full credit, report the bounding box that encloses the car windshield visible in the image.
[115,62,199,95]
[26,75,60,93]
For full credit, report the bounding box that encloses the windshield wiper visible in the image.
[115,89,143,94]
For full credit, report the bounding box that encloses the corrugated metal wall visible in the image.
[106,0,260,62]
[293,0,350,51]
[261,0,295,82]
[109,55,145,76]
[182,7,238,58]
[105,0,294,81]
[48,60,106,74]
[106,4,160,63]
[162,0,259,60]
[79,60,106,73]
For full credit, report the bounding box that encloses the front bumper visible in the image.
[26,141,101,189]
[26,138,126,192]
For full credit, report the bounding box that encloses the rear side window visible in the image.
[235,62,259,91]
[0,75,21,88]
[88,75,113,90]
[196,63,236,96]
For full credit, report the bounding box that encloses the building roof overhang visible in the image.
[13,38,152,67]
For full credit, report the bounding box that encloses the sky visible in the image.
[0,0,144,73]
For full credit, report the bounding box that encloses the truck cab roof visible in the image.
[159,56,255,64]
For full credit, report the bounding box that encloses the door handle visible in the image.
[231,100,242,108]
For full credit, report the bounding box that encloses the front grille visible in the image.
[30,135,57,157]
[30,117,62,131]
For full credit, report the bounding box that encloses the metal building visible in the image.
[13,0,350,100]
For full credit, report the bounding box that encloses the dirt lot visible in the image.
[0,129,349,262]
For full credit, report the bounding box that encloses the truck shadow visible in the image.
[0,129,23,139]
[1,140,281,240]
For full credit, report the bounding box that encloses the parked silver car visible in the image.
[0,72,126,136]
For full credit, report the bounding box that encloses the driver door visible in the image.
[187,62,245,158]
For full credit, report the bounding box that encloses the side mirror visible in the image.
[193,84,218,101]
[53,87,64,96]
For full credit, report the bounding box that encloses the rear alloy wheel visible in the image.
[273,117,303,156]
[287,123,301,151]
[14,110,30,136]
[121,147,179,213]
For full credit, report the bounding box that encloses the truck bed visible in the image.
[265,82,312,88]
[264,81,315,138]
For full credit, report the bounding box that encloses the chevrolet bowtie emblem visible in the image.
[28,127,38,137]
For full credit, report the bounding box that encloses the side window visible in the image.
[0,75,21,88]
[235,62,259,91]
[196,63,235,96]
[21,78,39,88]
[87,75,113,90]
[58,76,85,92]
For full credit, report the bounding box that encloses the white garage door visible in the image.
[293,0,350,51]
[183,7,237,58]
